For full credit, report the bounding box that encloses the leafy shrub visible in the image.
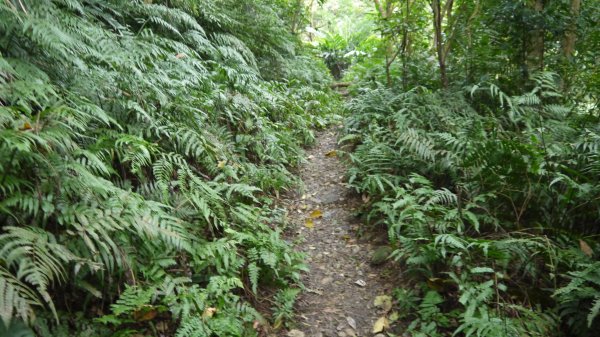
[0,0,338,335]
[342,73,600,336]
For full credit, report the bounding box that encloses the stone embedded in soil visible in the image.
[287,329,305,337]
[320,276,333,285]
[343,328,356,337]
[319,188,344,204]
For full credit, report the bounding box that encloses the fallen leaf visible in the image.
[309,209,323,218]
[354,279,366,287]
[175,53,187,59]
[304,219,315,229]
[346,316,357,330]
[389,311,400,322]
[580,239,593,257]
[202,307,217,318]
[427,277,446,291]
[133,307,157,322]
[372,316,389,333]
[21,122,32,130]
[217,160,227,169]
[325,150,337,157]
[373,295,393,312]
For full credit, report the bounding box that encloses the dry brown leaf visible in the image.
[21,122,32,131]
[132,307,157,322]
[372,316,389,333]
[580,239,593,257]
[175,53,187,59]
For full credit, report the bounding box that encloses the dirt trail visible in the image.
[281,128,393,337]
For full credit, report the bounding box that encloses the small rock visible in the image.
[354,279,366,287]
[336,323,345,331]
[321,277,333,285]
[287,329,305,337]
[344,328,356,337]
[337,332,347,337]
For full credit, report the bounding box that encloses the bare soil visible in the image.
[280,128,394,337]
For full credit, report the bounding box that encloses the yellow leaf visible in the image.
[202,307,217,318]
[372,316,389,333]
[217,160,227,169]
[580,239,593,257]
[309,209,323,219]
[305,219,315,229]
[389,311,399,322]
[373,295,393,312]
[325,150,337,157]
[427,277,445,291]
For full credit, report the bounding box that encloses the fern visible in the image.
[0,0,338,334]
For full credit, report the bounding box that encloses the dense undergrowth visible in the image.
[0,1,339,336]
[323,0,600,336]
[343,76,600,337]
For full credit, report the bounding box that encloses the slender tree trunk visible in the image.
[525,0,545,77]
[561,0,581,58]
[290,0,304,34]
[374,0,397,87]
[401,0,411,90]
[465,0,480,83]
[431,0,449,88]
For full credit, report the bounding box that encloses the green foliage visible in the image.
[0,0,338,334]
[342,72,600,336]
[271,287,301,329]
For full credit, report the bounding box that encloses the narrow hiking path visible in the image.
[281,128,394,337]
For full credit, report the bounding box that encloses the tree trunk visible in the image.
[431,0,449,88]
[374,0,397,87]
[401,0,411,90]
[561,0,581,58]
[525,0,545,76]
